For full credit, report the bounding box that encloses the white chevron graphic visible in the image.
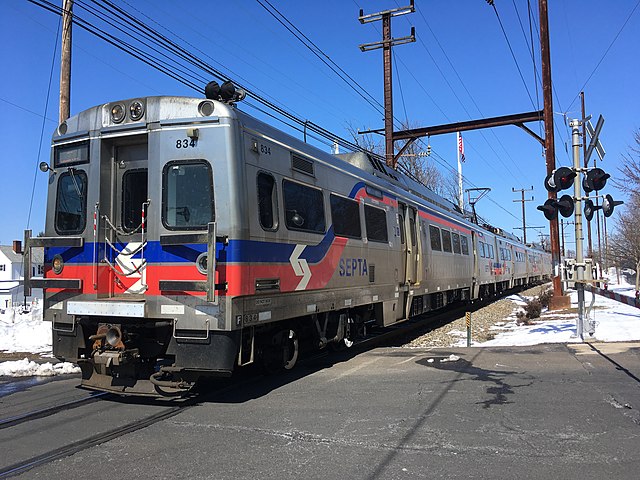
[115,242,146,294]
[289,244,311,291]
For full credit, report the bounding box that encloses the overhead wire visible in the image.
[566,0,640,111]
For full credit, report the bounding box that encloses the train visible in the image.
[23,81,551,396]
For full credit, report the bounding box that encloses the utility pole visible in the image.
[539,0,568,308]
[512,186,534,244]
[359,1,415,168]
[60,0,73,124]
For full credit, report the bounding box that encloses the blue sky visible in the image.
[1,0,638,252]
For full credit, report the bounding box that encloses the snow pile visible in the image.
[0,304,52,354]
[0,304,81,377]
[478,287,640,347]
[0,357,81,377]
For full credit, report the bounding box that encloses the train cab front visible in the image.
[27,93,241,396]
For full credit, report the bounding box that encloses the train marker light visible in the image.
[583,199,601,222]
[544,167,576,192]
[582,167,610,193]
[602,194,623,218]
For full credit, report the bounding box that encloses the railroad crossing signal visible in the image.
[602,194,623,218]
[585,115,606,165]
[582,167,610,193]
[583,199,601,222]
[544,167,576,193]
[538,194,574,221]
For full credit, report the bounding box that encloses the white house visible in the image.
[0,243,43,310]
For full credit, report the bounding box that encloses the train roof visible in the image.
[57,95,548,254]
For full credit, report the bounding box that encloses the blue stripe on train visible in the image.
[45,226,337,265]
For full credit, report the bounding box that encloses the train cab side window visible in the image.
[479,242,485,258]
[461,235,469,255]
[55,169,87,235]
[364,205,388,243]
[163,161,214,230]
[257,172,278,231]
[330,194,361,239]
[441,230,453,253]
[452,232,461,254]
[488,244,495,259]
[283,179,325,233]
[429,225,441,251]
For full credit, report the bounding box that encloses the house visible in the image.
[0,242,43,310]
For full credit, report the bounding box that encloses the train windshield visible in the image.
[162,160,214,230]
[54,169,87,234]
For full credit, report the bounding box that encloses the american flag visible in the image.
[458,132,465,163]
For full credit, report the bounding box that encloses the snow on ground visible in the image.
[0,270,638,377]
[0,303,80,377]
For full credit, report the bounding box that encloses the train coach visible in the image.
[23,82,551,395]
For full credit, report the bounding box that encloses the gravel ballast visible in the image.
[402,284,552,348]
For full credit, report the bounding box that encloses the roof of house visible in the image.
[0,246,42,264]
[0,245,22,264]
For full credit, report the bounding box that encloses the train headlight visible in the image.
[52,254,64,275]
[111,103,126,123]
[129,100,144,121]
[196,252,208,275]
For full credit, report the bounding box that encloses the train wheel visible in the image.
[262,328,299,373]
[283,329,299,370]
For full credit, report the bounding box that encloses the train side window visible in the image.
[429,225,441,251]
[479,241,485,258]
[257,172,278,231]
[461,235,469,255]
[364,205,388,243]
[452,232,461,254]
[55,169,88,235]
[163,160,214,230]
[441,230,452,253]
[398,213,405,244]
[283,179,325,233]
[488,244,495,259]
[330,194,361,239]
[409,217,417,247]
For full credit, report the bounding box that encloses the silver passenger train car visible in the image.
[23,84,551,395]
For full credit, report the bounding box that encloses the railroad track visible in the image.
[0,391,110,430]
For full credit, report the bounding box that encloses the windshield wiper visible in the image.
[67,167,83,198]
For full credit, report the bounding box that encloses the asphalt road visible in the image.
[4,342,640,479]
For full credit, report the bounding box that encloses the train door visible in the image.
[406,206,419,284]
[471,231,479,299]
[99,142,149,297]
[397,203,407,285]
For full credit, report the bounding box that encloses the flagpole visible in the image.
[457,132,464,212]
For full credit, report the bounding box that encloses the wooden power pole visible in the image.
[539,0,569,308]
[359,1,415,168]
[59,0,73,124]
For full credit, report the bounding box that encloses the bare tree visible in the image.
[609,129,640,288]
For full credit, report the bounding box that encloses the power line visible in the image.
[566,0,640,111]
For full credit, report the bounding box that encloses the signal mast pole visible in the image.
[60,0,73,124]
